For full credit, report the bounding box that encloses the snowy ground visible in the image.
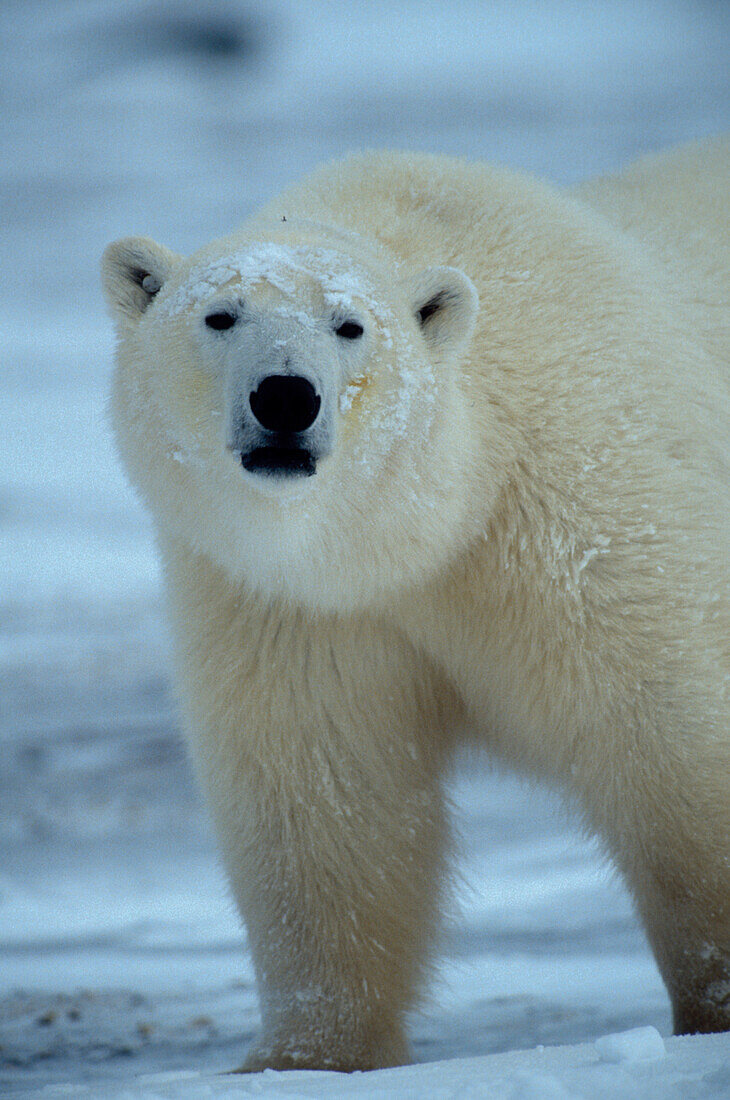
[1,1,729,1096]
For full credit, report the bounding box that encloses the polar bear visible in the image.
[102,138,729,1072]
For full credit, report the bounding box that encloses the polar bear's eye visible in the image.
[205,311,238,331]
[335,321,364,340]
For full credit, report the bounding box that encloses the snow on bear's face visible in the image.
[102,226,480,611]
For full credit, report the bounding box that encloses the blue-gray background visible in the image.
[1,1,728,1095]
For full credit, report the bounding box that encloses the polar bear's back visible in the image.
[574,136,729,276]
[575,137,730,363]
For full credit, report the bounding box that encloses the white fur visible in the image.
[102,138,730,1071]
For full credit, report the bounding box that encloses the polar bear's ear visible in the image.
[407,266,479,354]
[101,236,182,322]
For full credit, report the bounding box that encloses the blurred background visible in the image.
[1,0,728,1093]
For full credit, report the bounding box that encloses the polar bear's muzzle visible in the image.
[232,372,327,480]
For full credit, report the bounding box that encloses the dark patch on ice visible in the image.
[444,920,646,958]
[413,995,656,1063]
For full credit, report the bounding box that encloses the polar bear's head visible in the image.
[102,223,481,610]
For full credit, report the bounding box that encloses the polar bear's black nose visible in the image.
[249,375,321,434]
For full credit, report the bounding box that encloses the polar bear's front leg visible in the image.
[623,828,730,1036]
[162,556,454,1072]
[223,754,445,1071]
[212,730,447,1073]
[575,715,730,1036]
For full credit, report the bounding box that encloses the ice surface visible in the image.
[1,0,729,1096]
[19,1034,730,1098]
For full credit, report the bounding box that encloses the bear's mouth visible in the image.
[241,446,317,478]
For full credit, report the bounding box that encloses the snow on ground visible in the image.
[1,1,729,1096]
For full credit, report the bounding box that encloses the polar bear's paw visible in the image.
[233,1028,411,1073]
